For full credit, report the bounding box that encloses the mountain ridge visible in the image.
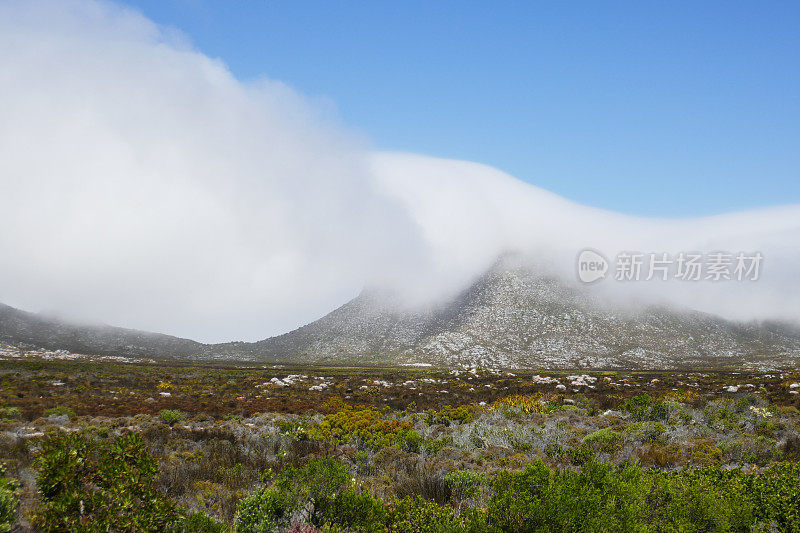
[2,258,799,370]
[0,303,202,360]
[239,258,800,370]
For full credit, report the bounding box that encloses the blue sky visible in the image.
[123,1,799,217]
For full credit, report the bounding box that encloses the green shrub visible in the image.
[0,464,19,532]
[181,511,228,532]
[275,456,351,506]
[750,461,800,531]
[423,405,479,425]
[387,495,466,533]
[565,443,595,465]
[445,470,486,512]
[482,460,800,532]
[44,406,75,420]
[645,467,755,532]
[0,407,21,420]
[623,394,667,421]
[422,437,449,455]
[33,432,181,531]
[582,428,622,453]
[159,409,184,426]
[236,457,386,532]
[235,488,293,532]
[317,489,387,532]
[486,459,645,532]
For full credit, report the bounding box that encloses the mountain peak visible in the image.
[247,258,800,370]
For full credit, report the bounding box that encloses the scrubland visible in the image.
[0,359,798,531]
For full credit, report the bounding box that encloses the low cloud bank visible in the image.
[372,153,800,325]
[1,0,798,342]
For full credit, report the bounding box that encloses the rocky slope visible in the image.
[0,303,202,360]
[236,258,800,370]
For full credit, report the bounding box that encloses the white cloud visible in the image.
[0,0,798,342]
[372,152,800,324]
[0,0,427,341]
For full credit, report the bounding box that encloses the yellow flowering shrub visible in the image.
[309,407,420,450]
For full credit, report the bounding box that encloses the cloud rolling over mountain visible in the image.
[1,0,798,343]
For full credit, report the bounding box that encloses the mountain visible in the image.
[215,257,800,370]
[2,257,800,370]
[0,303,202,360]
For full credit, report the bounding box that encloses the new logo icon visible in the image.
[577,249,608,283]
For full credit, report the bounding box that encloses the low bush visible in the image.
[394,460,452,504]
[423,405,479,426]
[582,428,622,453]
[44,406,75,420]
[159,409,184,426]
[623,394,668,421]
[33,432,181,531]
[445,470,485,501]
[483,459,800,532]
[317,488,387,532]
[275,456,352,514]
[235,487,294,532]
[0,407,21,420]
[493,394,544,415]
[0,463,19,532]
[445,470,486,514]
[236,457,386,532]
[181,511,229,532]
[645,467,755,531]
[750,461,800,531]
[486,460,644,532]
[308,408,420,451]
[564,443,595,465]
[386,495,470,533]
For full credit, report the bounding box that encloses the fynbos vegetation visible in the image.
[0,360,798,530]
